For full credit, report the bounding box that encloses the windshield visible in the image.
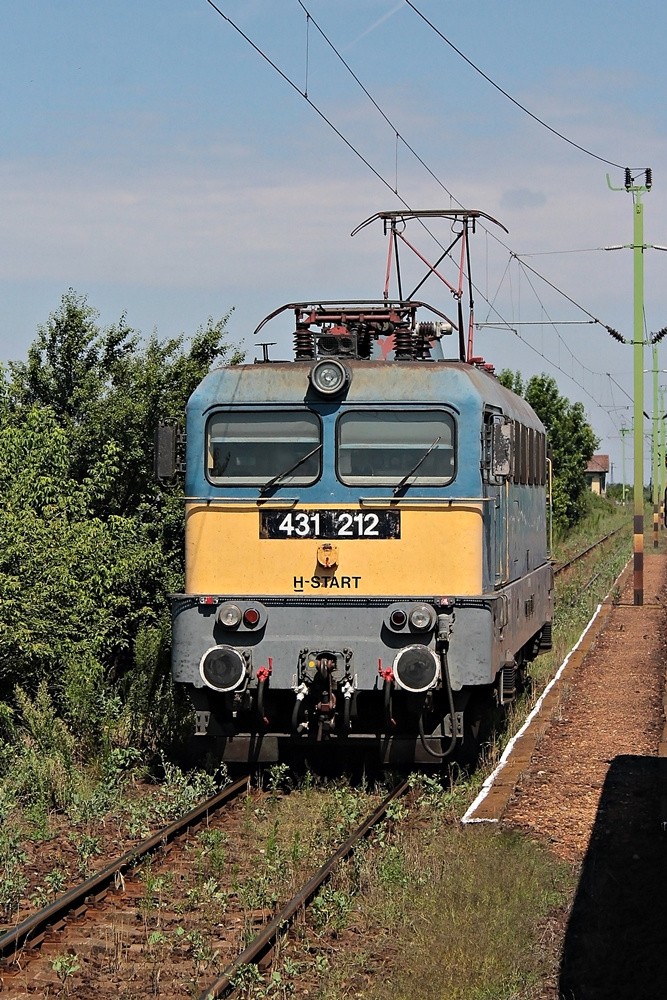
[207,411,321,486]
[337,409,456,486]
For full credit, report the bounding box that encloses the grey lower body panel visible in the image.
[171,562,553,694]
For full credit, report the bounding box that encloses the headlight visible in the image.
[200,645,247,692]
[409,604,437,631]
[392,645,440,692]
[309,359,350,396]
[218,603,242,628]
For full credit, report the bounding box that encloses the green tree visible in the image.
[9,289,243,517]
[0,290,244,748]
[0,405,165,734]
[498,370,599,531]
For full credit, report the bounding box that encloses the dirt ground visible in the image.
[503,553,667,1000]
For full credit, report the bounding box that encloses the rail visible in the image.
[197,778,411,1000]
[553,523,630,577]
[0,773,250,963]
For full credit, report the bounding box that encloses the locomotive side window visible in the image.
[336,410,456,486]
[206,411,321,486]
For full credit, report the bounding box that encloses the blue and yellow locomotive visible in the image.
[169,289,553,765]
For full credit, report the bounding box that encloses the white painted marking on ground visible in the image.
[461,607,604,825]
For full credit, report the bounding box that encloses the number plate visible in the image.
[260,509,400,539]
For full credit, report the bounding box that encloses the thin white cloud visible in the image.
[345,2,404,49]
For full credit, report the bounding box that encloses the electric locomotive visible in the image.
[165,211,554,764]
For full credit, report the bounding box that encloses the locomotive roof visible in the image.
[190,359,545,433]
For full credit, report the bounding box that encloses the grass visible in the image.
[266,797,574,1000]
[551,491,631,564]
[353,825,573,1000]
[0,494,644,997]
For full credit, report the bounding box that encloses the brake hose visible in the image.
[417,648,458,759]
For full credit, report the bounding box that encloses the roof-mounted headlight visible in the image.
[309,359,350,396]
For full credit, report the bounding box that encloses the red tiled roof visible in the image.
[586,454,609,474]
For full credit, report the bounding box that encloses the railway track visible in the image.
[0,774,408,997]
[197,778,409,999]
[552,521,630,578]
[0,775,251,967]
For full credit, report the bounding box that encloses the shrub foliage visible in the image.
[0,289,243,754]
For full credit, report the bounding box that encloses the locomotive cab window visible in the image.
[337,409,456,486]
[207,410,321,486]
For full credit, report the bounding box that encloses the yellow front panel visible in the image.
[185,504,483,596]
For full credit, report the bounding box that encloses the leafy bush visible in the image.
[0,835,28,918]
[0,289,243,758]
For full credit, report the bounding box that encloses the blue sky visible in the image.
[3,0,667,478]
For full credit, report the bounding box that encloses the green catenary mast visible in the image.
[652,344,659,549]
[607,167,652,605]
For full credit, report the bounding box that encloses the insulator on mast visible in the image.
[624,168,633,190]
[646,168,653,190]
[651,326,667,344]
[606,326,626,344]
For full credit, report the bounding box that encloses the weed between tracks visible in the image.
[0,729,225,927]
[38,774,386,998]
[23,772,569,999]
[224,777,573,1000]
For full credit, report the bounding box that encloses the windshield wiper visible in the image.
[393,436,441,495]
[259,444,323,494]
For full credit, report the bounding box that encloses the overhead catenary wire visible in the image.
[514,258,609,383]
[203,0,485,302]
[476,251,614,411]
[403,0,628,171]
[300,1,630,393]
[294,0,624,329]
[203,0,408,205]
[465,255,615,415]
[204,0,483,303]
[480,286,611,413]
[202,0,629,423]
[517,248,609,257]
[471,247,627,419]
[304,10,310,98]
[509,252,603,326]
[477,321,598,325]
[293,1,619,343]
[295,0,459,203]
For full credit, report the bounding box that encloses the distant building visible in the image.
[585,454,609,495]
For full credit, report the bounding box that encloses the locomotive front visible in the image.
[170,301,553,763]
